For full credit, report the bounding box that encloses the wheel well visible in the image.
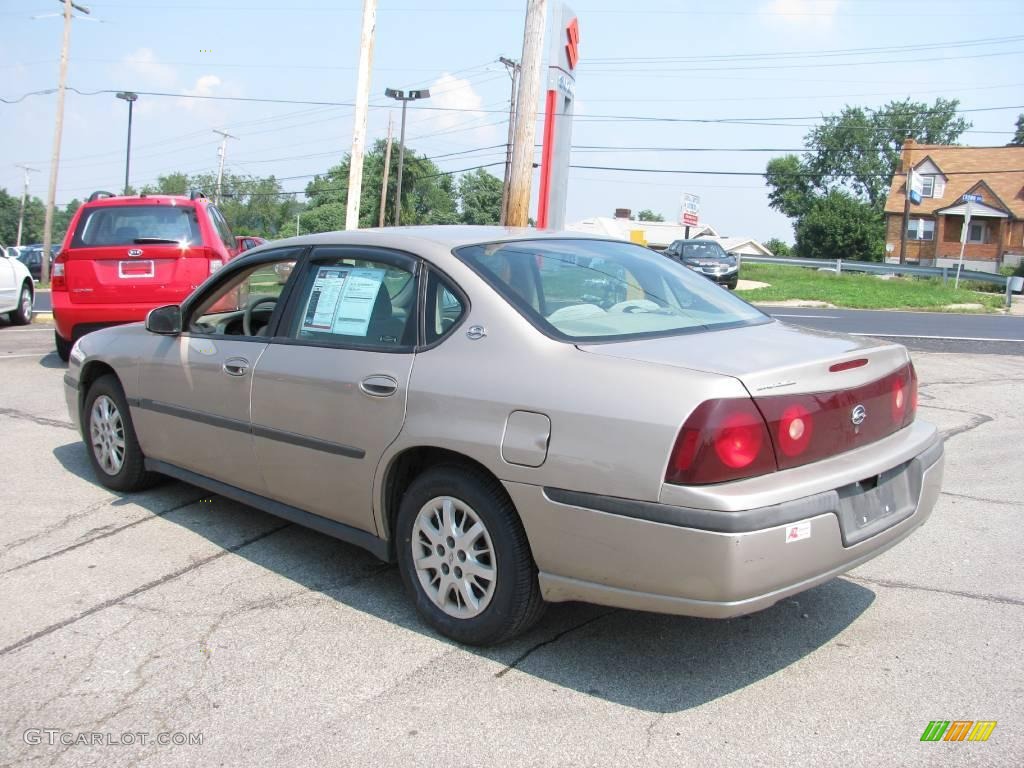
[78,361,118,411]
[22,278,33,297]
[382,446,501,557]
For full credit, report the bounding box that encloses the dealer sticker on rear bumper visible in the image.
[785,521,812,543]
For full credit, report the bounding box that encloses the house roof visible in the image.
[694,235,775,256]
[884,142,1024,218]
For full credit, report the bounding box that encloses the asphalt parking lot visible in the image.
[1,319,1021,767]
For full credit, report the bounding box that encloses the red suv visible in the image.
[52,191,238,360]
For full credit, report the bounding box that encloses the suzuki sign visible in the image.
[537,2,578,230]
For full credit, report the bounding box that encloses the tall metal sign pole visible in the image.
[345,0,377,231]
[954,194,981,290]
[506,0,547,228]
[41,0,89,285]
[536,2,578,230]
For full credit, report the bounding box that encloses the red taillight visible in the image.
[51,253,67,291]
[906,362,918,425]
[666,399,776,485]
[891,371,908,424]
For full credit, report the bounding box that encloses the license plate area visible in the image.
[118,260,154,278]
[835,458,921,547]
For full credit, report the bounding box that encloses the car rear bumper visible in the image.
[52,297,152,340]
[505,433,943,618]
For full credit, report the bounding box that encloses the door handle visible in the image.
[223,357,250,377]
[359,375,398,397]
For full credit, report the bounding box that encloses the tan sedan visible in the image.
[63,227,943,645]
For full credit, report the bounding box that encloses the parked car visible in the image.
[51,190,239,361]
[235,235,266,253]
[64,228,943,645]
[0,242,34,324]
[664,238,740,289]
[17,245,57,282]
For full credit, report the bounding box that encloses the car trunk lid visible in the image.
[64,243,213,305]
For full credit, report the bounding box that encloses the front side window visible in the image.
[72,205,202,247]
[455,238,766,342]
[189,250,301,337]
[285,253,417,349]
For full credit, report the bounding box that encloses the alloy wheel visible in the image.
[90,395,126,476]
[411,496,497,619]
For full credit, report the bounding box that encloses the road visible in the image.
[758,306,1024,355]
[0,318,1021,767]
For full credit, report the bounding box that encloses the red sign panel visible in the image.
[682,212,699,227]
[565,18,580,70]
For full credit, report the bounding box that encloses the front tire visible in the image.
[82,374,158,492]
[9,283,32,325]
[55,331,72,362]
[396,466,545,646]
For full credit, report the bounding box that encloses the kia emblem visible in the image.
[851,404,867,426]
[128,248,143,257]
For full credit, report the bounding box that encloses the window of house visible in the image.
[967,222,987,244]
[907,219,935,241]
[921,176,935,198]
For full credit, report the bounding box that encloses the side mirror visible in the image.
[145,304,182,335]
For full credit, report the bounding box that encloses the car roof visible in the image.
[82,194,203,208]
[246,226,619,254]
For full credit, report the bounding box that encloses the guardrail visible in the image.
[739,254,1009,286]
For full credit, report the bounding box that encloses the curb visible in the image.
[32,312,54,322]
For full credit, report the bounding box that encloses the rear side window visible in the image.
[71,205,202,248]
[424,270,466,344]
[207,205,235,252]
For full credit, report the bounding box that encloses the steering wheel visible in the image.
[609,299,661,314]
[243,296,278,336]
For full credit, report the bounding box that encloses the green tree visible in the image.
[794,191,885,261]
[764,98,970,260]
[636,209,664,222]
[458,168,503,224]
[1011,114,1024,146]
[140,172,190,196]
[762,237,792,257]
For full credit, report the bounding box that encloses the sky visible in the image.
[1,0,1022,243]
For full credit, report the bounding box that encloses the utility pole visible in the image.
[41,0,90,285]
[345,0,377,231]
[15,165,40,248]
[385,88,430,227]
[507,0,547,227]
[213,129,238,204]
[115,91,138,195]
[498,56,521,226]
[378,113,393,227]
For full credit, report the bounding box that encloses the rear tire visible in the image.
[55,331,72,362]
[396,466,545,646]
[82,374,159,492]
[9,283,32,325]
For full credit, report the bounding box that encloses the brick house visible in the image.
[884,140,1024,272]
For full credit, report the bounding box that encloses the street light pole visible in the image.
[498,56,521,226]
[384,88,430,227]
[116,91,138,195]
[14,165,40,248]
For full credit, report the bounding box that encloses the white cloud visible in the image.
[117,48,178,89]
[762,0,841,23]
[411,72,498,147]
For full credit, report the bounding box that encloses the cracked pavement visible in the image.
[0,322,1021,767]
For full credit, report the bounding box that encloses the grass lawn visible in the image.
[739,263,1005,312]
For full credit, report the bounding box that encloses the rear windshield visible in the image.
[454,238,766,342]
[680,242,728,260]
[71,204,203,248]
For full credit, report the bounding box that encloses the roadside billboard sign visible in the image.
[680,193,700,227]
[908,169,923,205]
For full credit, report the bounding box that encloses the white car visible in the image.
[0,243,34,325]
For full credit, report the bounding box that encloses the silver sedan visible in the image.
[63,227,943,645]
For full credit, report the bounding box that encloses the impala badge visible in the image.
[128,248,143,257]
[851,404,867,426]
